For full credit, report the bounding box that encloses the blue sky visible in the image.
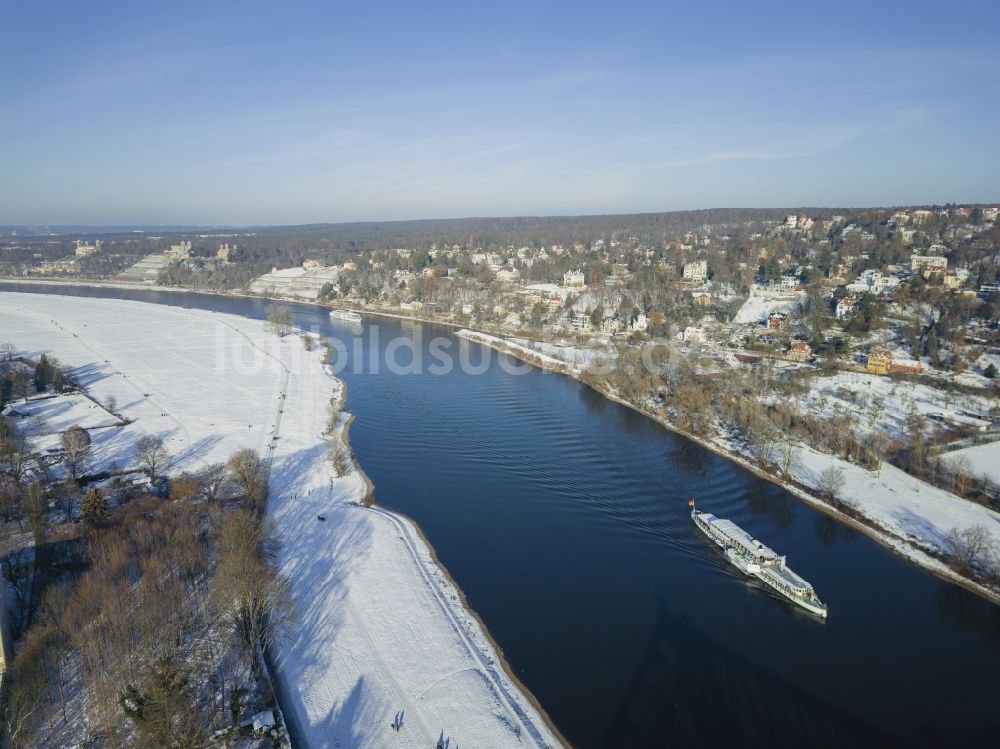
[2,0,999,225]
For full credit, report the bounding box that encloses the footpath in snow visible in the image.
[0,293,564,749]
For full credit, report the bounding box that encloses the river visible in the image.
[3,282,999,748]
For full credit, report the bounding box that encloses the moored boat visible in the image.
[690,500,828,618]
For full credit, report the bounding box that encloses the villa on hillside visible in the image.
[866,350,892,375]
[786,342,812,362]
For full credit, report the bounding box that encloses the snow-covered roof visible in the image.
[252,709,275,731]
[707,517,778,562]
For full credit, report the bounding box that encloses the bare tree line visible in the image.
[1,445,293,748]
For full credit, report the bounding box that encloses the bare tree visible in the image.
[0,342,15,362]
[135,434,171,479]
[943,524,995,574]
[53,479,78,523]
[60,425,92,481]
[817,465,846,503]
[948,456,974,497]
[265,305,293,337]
[23,482,47,542]
[168,472,205,505]
[1,438,33,487]
[778,442,797,476]
[12,371,30,403]
[3,547,35,634]
[331,443,353,477]
[210,510,293,678]
[198,462,228,502]
[227,448,267,506]
[748,422,778,468]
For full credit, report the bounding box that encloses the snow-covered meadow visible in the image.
[733,286,805,324]
[800,370,994,442]
[0,293,563,749]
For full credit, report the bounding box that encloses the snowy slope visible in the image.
[0,293,563,749]
[733,287,804,324]
[940,441,1000,485]
[790,445,1000,557]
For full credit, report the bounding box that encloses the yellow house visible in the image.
[866,350,892,375]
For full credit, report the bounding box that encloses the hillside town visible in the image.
[4,210,1000,535]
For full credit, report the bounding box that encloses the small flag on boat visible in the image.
[688,499,695,507]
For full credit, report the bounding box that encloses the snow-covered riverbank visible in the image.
[0,294,565,749]
[459,329,1000,606]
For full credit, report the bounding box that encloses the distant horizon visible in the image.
[4,201,1000,234]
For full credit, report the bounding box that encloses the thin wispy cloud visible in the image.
[1,1,998,224]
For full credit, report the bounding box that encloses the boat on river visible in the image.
[691,501,828,618]
[329,308,362,322]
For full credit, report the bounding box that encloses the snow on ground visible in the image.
[940,441,1000,485]
[510,337,614,369]
[0,293,562,749]
[5,392,118,436]
[800,370,994,441]
[733,286,804,324]
[1,298,286,476]
[789,443,1000,568]
[457,329,579,375]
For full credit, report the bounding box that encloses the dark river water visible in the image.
[4,282,1000,748]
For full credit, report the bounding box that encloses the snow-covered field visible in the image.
[0,293,563,749]
[7,392,118,435]
[789,444,1000,565]
[733,286,804,324]
[940,440,1000,485]
[801,370,994,441]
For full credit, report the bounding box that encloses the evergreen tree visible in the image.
[925,327,940,366]
[33,354,51,392]
[229,687,243,724]
[589,304,604,329]
[119,658,203,747]
[81,487,108,523]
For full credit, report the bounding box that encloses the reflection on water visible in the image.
[813,513,859,546]
[668,440,712,477]
[935,584,1000,648]
[744,484,796,531]
[4,282,1000,749]
[600,595,888,749]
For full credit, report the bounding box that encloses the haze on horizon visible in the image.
[2,0,999,227]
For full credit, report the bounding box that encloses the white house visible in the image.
[496,267,520,283]
[836,296,858,320]
[680,326,705,343]
[601,316,624,334]
[683,260,708,282]
[630,313,649,332]
[911,254,948,274]
[563,269,586,288]
[845,269,900,295]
